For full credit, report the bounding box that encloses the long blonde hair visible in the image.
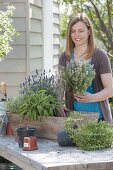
[65,13,95,60]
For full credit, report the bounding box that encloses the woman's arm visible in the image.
[57,53,65,101]
[75,73,113,102]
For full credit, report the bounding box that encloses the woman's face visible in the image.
[71,21,90,47]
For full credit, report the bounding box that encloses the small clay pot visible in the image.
[6,122,14,136]
[23,137,38,151]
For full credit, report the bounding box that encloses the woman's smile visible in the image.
[71,21,90,47]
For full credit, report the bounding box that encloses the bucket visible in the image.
[16,127,36,148]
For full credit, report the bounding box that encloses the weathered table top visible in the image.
[0,136,113,170]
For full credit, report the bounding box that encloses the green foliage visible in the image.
[60,60,95,94]
[64,111,84,134]
[6,70,67,119]
[109,97,113,107]
[5,96,24,114]
[59,0,74,4]
[18,90,61,120]
[6,89,62,120]
[65,119,113,150]
[59,0,113,56]
[65,113,113,150]
[0,5,19,59]
[74,121,113,150]
[60,13,69,38]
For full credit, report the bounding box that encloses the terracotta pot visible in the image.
[6,122,14,136]
[23,137,38,151]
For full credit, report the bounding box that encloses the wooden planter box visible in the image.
[7,112,98,140]
[7,112,66,140]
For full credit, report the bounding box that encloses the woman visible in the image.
[59,13,113,123]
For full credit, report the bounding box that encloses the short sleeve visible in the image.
[98,51,112,74]
[58,52,66,71]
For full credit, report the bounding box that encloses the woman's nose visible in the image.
[75,31,80,36]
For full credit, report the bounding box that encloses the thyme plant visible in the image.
[60,60,96,94]
[73,121,113,150]
[65,113,113,150]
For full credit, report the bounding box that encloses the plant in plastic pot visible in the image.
[65,119,113,150]
[57,111,83,147]
[16,127,36,148]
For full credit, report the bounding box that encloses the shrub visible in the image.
[0,5,19,59]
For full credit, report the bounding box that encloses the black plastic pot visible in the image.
[57,130,74,146]
[16,127,36,148]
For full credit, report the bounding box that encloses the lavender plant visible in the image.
[6,70,68,118]
[60,60,96,95]
[20,69,58,98]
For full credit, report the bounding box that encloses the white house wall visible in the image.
[0,0,27,98]
[53,0,60,73]
[0,0,60,99]
[43,0,60,74]
[29,0,43,74]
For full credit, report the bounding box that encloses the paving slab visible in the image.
[0,136,113,170]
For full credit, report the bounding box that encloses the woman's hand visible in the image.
[74,73,113,103]
[57,106,69,117]
[74,93,94,103]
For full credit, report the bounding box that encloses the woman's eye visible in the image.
[79,30,84,32]
[71,29,85,34]
[71,30,76,34]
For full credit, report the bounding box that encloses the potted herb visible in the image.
[6,70,67,139]
[64,113,113,150]
[59,60,95,94]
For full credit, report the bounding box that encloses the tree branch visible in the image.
[89,0,113,49]
[107,0,113,33]
[84,5,100,30]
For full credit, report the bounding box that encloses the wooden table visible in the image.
[0,136,113,170]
